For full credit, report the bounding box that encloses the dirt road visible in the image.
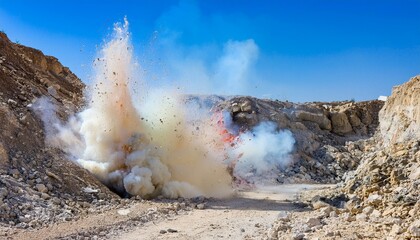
[5,184,333,240]
[112,184,332,240]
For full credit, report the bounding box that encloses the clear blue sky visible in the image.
[1,0,419,102]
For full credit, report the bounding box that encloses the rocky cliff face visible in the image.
[334,76,420,238]
[379,76,420,146]
[0,32,116,228]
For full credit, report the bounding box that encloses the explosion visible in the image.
[214,111,295,186]
[33,18,295,198]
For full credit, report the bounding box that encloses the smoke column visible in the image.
[34,19,232,199]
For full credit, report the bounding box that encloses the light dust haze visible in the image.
[33,19,295,198]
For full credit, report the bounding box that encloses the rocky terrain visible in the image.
[216,97,384,184]
[0,30,418,240]
[265,76,420,239]
[0,32,118,231]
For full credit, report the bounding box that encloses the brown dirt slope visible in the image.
[0,32,116,229]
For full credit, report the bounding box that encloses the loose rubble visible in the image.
[264,76,419,239]
[0,31,117,230]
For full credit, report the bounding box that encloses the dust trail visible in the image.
[35,18,232,199]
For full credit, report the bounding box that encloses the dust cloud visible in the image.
[33,19,232,199]
[33,18,295,198]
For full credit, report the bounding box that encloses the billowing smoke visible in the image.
[33,18,296,198]
[33,19,232,199]
[227,122,295,185]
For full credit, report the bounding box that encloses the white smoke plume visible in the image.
[158,38,259,96]
[34,19,232,199]
[213,40,259,95]
[226,121,295,185]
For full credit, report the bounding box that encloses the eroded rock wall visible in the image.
[379,76,420,145]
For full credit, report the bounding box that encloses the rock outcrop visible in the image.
[379,76,420,145]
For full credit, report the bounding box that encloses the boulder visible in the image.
[306,217,322,227]
[295,111,331,130]
[330,111,353,135]
[348,113,362,127]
